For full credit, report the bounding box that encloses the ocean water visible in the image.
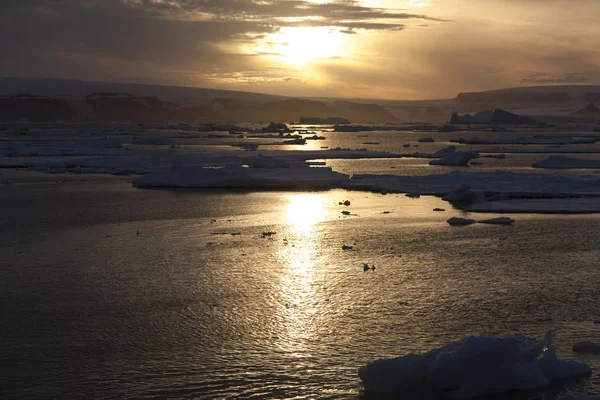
[2,179,600,399]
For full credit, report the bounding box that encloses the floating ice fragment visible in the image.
[447,217,476,226]
[478,217,515,225]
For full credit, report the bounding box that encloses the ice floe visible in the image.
[447,217,477,226]
[457,135,597,145]
[477,217,515,225]
[359,332,591,398]
[533,156,600,169]
[133,165,349,190]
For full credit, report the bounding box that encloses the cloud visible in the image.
[521,73,592,85]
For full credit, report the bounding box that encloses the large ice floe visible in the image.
[359,331,591,398]
[133,156,349,189]
[456,136,597,145]
[348,171,600,197]
[533,156,600,169]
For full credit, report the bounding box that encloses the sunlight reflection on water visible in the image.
[276,193,328,353]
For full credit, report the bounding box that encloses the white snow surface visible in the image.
[349,171,600,197]
[358,333,591,398]
[133,165,349,189]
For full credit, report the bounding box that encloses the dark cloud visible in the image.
[521,73,592,85]
[0,0,444,89]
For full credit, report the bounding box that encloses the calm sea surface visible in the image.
[2,178,600,399]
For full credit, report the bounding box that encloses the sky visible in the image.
[1,0,600,99]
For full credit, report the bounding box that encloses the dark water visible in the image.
[2,180,600,399]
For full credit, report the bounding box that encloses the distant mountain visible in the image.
[0,94,75,121]
[571,103,600,117]
[0,77,283,106]
[455,85,600,115]
[0,78,397,123]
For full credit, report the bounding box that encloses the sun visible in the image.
[262,27,347,66]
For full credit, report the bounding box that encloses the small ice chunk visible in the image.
[447,217,476,226]
[572,342,600,354]
[478,217,515,225]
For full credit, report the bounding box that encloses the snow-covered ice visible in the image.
[358,332,591,398]
[467,198,600,214]
[133,165,349,190]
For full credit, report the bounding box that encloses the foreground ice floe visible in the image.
[359,332,591,398]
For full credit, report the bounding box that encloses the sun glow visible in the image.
[262,27,347,66]
[285,193,326,229]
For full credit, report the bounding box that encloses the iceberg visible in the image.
[359,332,591,398]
